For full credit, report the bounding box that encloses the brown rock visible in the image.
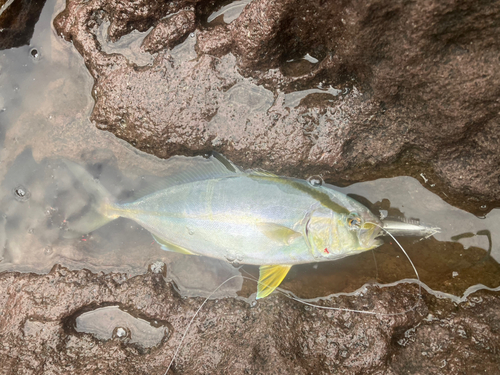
[141,10,196,54]
[1,265,499,374]
[53,0,500,215]
[196,25,232,57]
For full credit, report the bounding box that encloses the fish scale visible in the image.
[116,176,314,263]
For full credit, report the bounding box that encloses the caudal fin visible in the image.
[62,160,119,236]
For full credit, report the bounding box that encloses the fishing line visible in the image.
[371,248,379,280]
[284,224,422,316]
[375,223,422,298]
[163,274,241,375]
[240,270,421,317]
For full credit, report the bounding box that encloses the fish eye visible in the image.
[347,213,362,229]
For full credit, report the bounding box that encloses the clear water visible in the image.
[74,305,170,348]
[0,0,498,306]
[207,0,252,24]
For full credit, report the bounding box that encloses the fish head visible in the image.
[305,205,383,260]
[346,210,384,250]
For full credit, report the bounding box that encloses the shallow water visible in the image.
[207,0,252,25]
[73,305,170,348]
[0,0,499,306]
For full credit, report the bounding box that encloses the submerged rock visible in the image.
[0,265,499,374]
[53,0,500,214]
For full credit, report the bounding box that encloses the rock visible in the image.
[0,265,499,374]
[0,0,47,50]
[141,10,196,54]
[53,0,500,215]
[390,293,500,374]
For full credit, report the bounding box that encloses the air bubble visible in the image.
[307,175,323,187]
[480,205,487,211]
[189,32,195,38]
[13,185,30,202]
[44,246,53,256]
[30,48,40,60]
[114,327,128,338]
[186,226,194,235]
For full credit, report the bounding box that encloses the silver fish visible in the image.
[65,154,384,299]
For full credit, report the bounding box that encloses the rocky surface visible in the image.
[0,0,47,50]
[52,0,500,214]
[0,265,499,374]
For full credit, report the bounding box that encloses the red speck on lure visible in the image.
[324,248,329,254]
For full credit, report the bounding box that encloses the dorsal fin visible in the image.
[131,153,242,199]
[248,169,279,178]
[210,151,243,173]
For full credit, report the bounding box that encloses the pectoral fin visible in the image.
[256,223,301,245]
[152,234,196,255]
[257,265,292,299]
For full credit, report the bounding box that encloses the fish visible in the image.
[64,153,384,299]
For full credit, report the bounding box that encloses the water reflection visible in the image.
[74,305,170,348]
[207,0,252,24]
[97,21,154,66]
[284,86,342,108]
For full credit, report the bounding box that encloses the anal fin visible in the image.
[152,234,196,255]
[257,264,292,299]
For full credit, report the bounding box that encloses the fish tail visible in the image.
[62,160,119,236]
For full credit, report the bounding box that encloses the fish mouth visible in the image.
[358,221,384,249]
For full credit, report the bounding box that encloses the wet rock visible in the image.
[196,25,232,57]
[0,266,499,374]
[141,10,196,54]
[0,0,47,50]
[390,293,500,374]
[53,0,500,214]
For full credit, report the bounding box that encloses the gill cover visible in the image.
[305,205,383,259]
[304,206,335,258]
